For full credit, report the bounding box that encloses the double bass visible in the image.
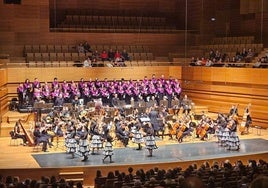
[239,103,251,135]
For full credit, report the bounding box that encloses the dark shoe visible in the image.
[81,156,88,162]
[147,155,152,157]
[110,161,114,163]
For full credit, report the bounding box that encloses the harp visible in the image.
[18,113,36,146]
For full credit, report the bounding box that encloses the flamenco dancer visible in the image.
[90,122,104,155]
[77,125,90,161]
[144,123,158,157]
[131,122,144,150]
[102,135,114,163]
[65,121,77,159]
[226,115,240,151]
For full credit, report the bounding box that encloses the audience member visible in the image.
[77,43,85,54]
[83,56,92,67]
[121,49,130,61]
[82,41,91,53]
[100,50,109,62]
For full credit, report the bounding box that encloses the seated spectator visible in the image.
[245,48,255,63]
[77,43,85,54]
[92,50,100,61]
[83,56,92,67]
[108,48,115,62]
[205,59,213,67]
[83,41,91,53]
[121,49,130,61]
[241,48,248,59]
[200,57,207,66]
[113,57,125,67]
[195,57,202,66]
[235,50,243,61]
[114,50,121,60]
[209,49,216,60]
[253,58,262,68]
[189,57,197,66]
[100,50,109,62]
[250,175,268,188]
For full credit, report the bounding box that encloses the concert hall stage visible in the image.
[32,138,268,168]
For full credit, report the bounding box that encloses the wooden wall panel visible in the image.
[182,67,268,85]
[6,66,179,84]
[0,69,7,87]
[182,66,268,128]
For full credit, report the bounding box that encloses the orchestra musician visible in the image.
[240,104,252,135]
[115,122,129,147]
[33,124,50,152]
[196,114,214,141]
[229,104,239,116]
[157,110,168,139]
[177,117,193,143]
[180,95,191,114]
[13,121,27,146]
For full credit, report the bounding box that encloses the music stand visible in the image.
[33,102,45,122]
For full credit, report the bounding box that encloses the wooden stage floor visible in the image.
[0,111,268,186]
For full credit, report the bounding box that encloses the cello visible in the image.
[176,124,187,142]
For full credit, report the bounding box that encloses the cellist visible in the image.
[177,117,192,143]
